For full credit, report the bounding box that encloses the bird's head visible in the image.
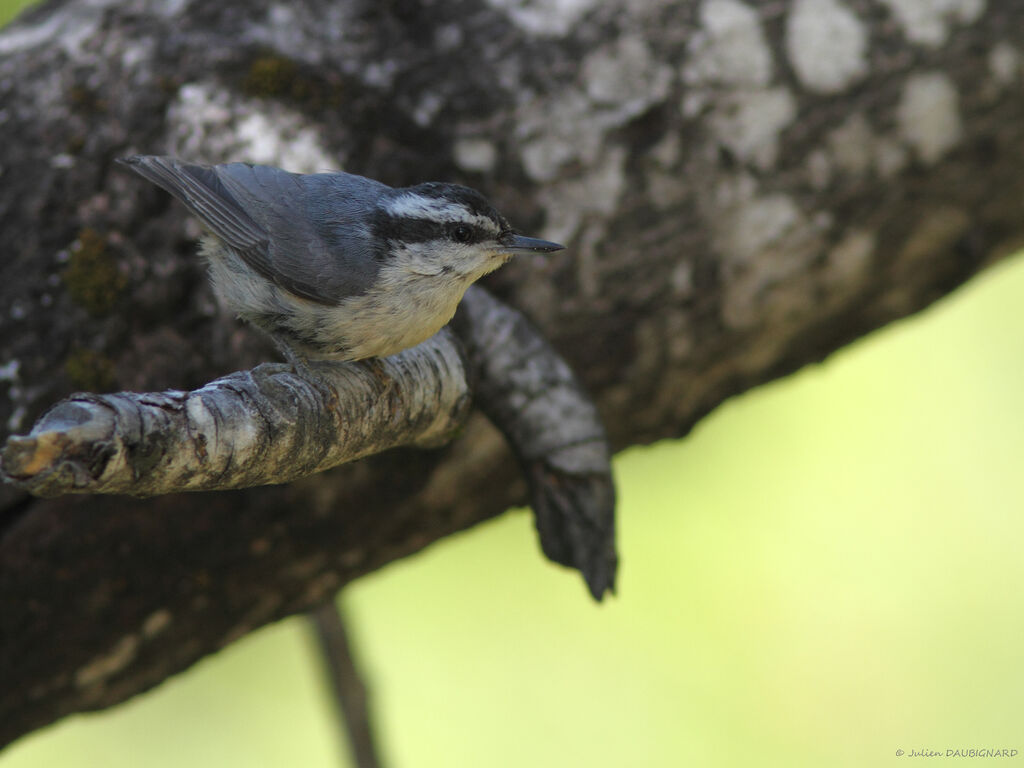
[374,182,563,282]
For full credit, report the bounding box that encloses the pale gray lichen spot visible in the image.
[247,4,351,64]
[681,90,709,119]
[518,32,669,182]
[686,0,774,88]
[7,405,26,433]
[706,167,758,210]
[569,145,622,217]
[989,42,1021,87]
[650,132,682,169]
[235,112,334,173]
[167,82,336,173]
[3,360,26,431]
[531,146,627,299]
[710,87,796,170]
[805,148,834,190]
[518,90,598,183]
[874,136,909,177]
[75,634,140,688]
[812,210,835,231]
[897,72,963,165]
[786,0,868,94]
[538,146,627,246]
[153,0,190,16]
[165,83,228,158]
[582,33,673,115]
[684,1,797,171]
[719,192,802,266]
[878,0,986,48]
[435,24,464,51]
[483,0,599,37]
[362,60,398,89]
[412,91,444,128]
[454,138,498,173]
[645,169,689,211]
[708,177,829,330]
[121,38,155,71]
[0,359,19,382]
[827,112,876,176]
[268,5,298,34]
[671,261,694,296]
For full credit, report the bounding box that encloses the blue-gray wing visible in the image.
[118,155,388,304]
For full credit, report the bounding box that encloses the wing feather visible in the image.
[119,155,388,304]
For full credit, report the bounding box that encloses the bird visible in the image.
[118,155,563,369]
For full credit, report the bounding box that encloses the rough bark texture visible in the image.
[2,332,472,497]
[2,0,1023,747]
[453,286,616,599]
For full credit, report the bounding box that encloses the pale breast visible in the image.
[308,271,471,360]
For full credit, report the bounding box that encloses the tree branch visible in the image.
[1,332,471,497]
[453,286,617,599]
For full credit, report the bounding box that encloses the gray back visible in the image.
[121,156,390,304]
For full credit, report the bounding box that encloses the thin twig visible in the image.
[309,600,385,768]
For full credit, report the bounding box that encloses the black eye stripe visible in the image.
[379,217,446,243]
[376,216,493,246]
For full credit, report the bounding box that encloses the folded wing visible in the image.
[119,155,386,304]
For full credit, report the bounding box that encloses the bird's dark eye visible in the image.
[450,224,473,243]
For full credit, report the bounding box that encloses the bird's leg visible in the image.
[364,356,388,383]
[270,338,336,397]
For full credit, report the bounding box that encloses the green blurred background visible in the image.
[3,2,1023,765]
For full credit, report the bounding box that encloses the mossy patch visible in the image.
[65,347,117,392]
[62,228,127,317]
[65,134,86,155]
[243,53,345,110]
[244,55,299,98]
[68,84,107,114]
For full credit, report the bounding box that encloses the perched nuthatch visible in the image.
[119,156,563,367]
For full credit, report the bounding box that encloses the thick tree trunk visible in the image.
[1,0,1022,747]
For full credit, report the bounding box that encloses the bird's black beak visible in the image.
[499,233,565,255]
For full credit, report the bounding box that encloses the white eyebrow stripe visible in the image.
[384,193,499,232]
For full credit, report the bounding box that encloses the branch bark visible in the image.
[1,332,471,496]
[453,286,616,599]
[2,0,1023,748]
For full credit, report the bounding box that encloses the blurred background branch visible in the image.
[309,601,385,768]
